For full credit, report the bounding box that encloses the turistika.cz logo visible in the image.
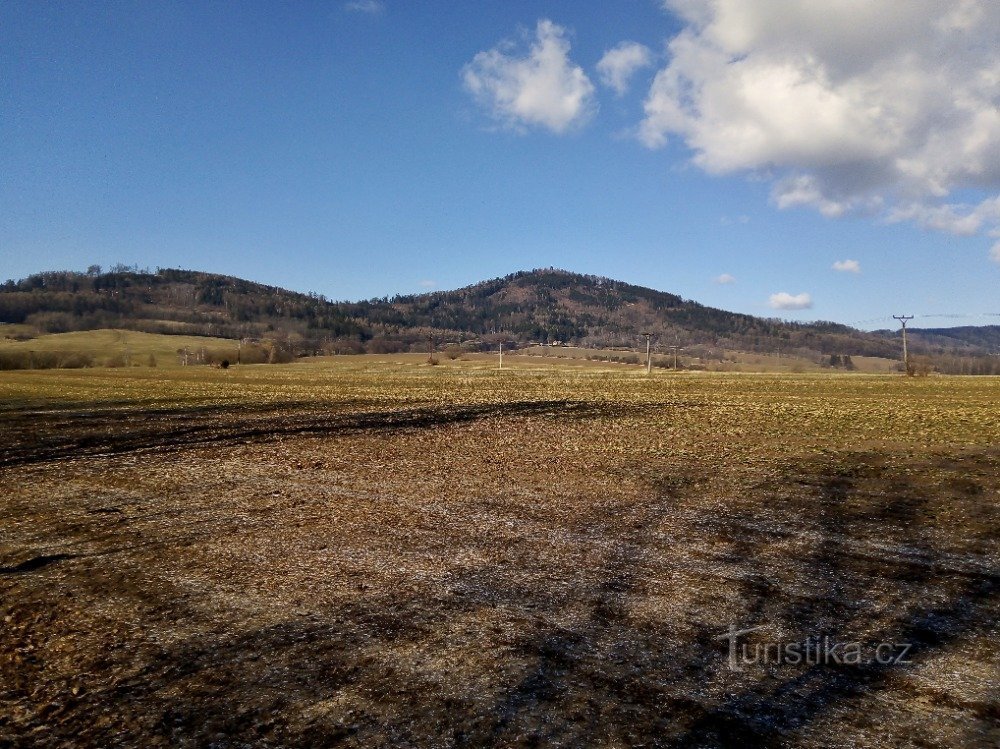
[715,625,914,672]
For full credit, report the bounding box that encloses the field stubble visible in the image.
[1,361,998,747]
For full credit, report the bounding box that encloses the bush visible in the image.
[267,345,295,364]
[367,337,407,354]
[0,351,71,370]
[910,357,933,377]
[58,352,94,369]
[0,351,31,370]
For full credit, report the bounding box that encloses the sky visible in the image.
[2,0,999,329]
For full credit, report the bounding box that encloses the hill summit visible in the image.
[2,266,998,369]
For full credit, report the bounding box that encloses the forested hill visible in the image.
[0,267,365,342]
[1,266,995,362]
[340,268,899,357]
[901,325,1000,351]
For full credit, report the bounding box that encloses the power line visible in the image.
[853,312,1000,327]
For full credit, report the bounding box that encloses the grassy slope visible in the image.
[0,328,241,368]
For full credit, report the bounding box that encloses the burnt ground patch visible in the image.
[0,398,653,470]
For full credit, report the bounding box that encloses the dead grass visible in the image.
[1,362,997,747]
[0,328,241,369]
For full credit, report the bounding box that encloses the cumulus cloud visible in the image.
[641,1,1000,239]
[713,273,736,284]
[832,259,861,273]
[597,42,654,95]
[769,292,813,310]
[344,0,384,14]
[463,20,596,134]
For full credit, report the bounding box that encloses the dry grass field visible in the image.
[0,329,242,370]
[1,359,997,747]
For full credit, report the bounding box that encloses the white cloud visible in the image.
[885,195,1000,235]
[990,242,1000,264]
[418,279,437,288]
[832,259,861,273]
[344,0,384,14]
[597,42,654,96]
[714,273,736,284]
[642,1,1000,238]
[769,291,813,310]
[463,20,596,134]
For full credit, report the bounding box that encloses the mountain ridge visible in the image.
[2,267,998,368]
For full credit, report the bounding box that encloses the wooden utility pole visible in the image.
[668,345,681,370]
[640,332,653,375]
[893,315,914,373]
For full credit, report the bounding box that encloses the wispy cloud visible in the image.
[713,273,736,284]
[720,214,750,226]
[832,259,861,273]
[990,242,1000,264]
[769,291,813,310]
[597,42,654,96]
[418,279,437,289]
[462,19,596,134]
[344,0,384,15]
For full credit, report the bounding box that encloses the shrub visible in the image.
[58,352,94,369]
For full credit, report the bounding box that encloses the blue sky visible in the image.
[2,1,998,329]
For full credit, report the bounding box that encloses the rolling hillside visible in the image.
[1,267,997,371]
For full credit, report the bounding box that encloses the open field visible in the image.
[0,329,242,369]
[519,344,899,374]
[1,360,998,747]
[1,327,902,375]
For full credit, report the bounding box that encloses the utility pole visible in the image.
[668,345,681,370]
[893,315,914,373]
[640,332,653,375]
[498,341,504,370]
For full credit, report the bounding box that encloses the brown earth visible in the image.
[1,365,997,747]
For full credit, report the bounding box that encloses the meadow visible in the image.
[1,359,997,747]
